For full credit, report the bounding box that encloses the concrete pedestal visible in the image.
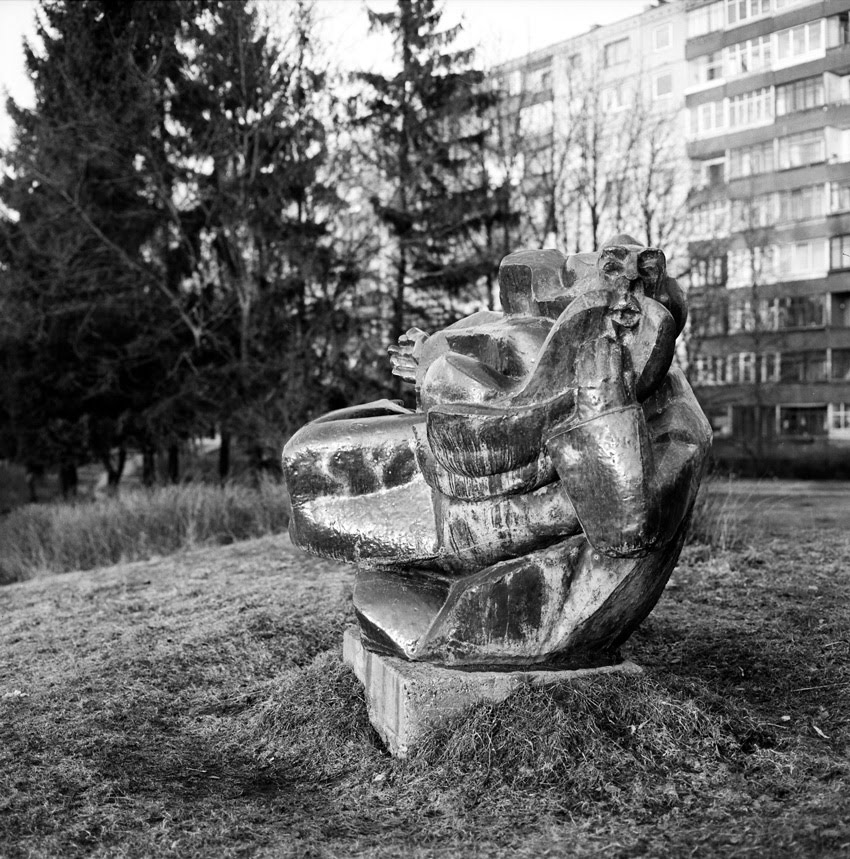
[342,626,642,758]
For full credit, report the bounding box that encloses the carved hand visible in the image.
[388,327,430,383]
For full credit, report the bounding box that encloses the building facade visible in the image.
[685,0,850,474]
[493,0,850,474]
[492,1,690,263]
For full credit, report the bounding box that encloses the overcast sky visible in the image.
[0,0,649,146]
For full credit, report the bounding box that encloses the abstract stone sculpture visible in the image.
[283,236,712,670]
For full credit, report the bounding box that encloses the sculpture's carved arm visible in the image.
[545,369,711,558]
[387,311,504,386]
[421,291,676,487]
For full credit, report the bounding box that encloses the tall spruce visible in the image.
[0,0,369,486]
[0,1,191,490]
[170,0,369,473]
[355,0,495,345]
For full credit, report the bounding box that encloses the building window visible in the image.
[778,240,828,276]
[601,83,627,112]
[732,193,775,229]
[726,35,772,78]
[767,295,826,329]
[830,12,850,48]
[727,246,777,288]
[693,355,728,385]
[508,70,522,96]
[520,101,554,135]
[691,200,729,238]
[729,301,756,333]
[831,403,850,432]
[653,23,672,51]
[687,2,724,37]
[603,38,629,68]
[779,352,828,383]
[653,71,673,100]
[777,185,825,222]
[694,157,726,189]
[729,140,775,178]
[776,76,825,115]
[727,352,760,383]
[527,64,553,94]
[758,352,780,382]
[690,302,729,336]
[832,352,850,381]
[776,20,824,63]
[777,129,825,169]
[689,99,725,135]
[691,294,729,334]
[779,405,828,437]
[688,52,724,88]
[690,256,727,288]
[833,292,850,327]
[830,181,850,213]
[728,87,773,128]
[831,235,850,270]
[726,0,771,28]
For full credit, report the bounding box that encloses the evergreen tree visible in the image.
[0,1,192,490]
[0,0,371,485]
[354,0,496,344]
[168,0,370,472]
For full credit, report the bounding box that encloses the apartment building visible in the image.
[492,1,690,259]
[685,0,850,474]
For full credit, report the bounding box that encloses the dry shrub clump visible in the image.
[0,480,290,584]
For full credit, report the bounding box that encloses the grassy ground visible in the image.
[1,489,849,857]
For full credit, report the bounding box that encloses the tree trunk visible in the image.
[393,244,407,398]
[167,444,179,484]
[142,447,156,487]
[103,447,126,496]
[218,430,231,482]
[59,461,78,498]
[25,464,42,503]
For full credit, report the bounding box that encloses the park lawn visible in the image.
[1,523,849,857]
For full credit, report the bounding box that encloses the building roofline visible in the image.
[494,0,680,72]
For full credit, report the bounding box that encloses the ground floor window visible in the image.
[830,403,850,432]
[779,405,828,437]
[732,405,775,439]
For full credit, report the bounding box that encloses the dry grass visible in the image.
[686,475,755,550]
[1,489,849,857]
[0,480,290,585]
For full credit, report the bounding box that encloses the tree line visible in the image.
[0,0,685,494]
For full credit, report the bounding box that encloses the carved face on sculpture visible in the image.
[598,243,666,298]
[595,234,686,336]
[596,235,667,334]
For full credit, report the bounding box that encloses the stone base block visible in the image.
[342,626,642,758]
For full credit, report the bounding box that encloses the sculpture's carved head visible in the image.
[498,236,687,336]
[598,234,666,297]
[592,234,687,336]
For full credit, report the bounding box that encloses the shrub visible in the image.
[0,479,291,584]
